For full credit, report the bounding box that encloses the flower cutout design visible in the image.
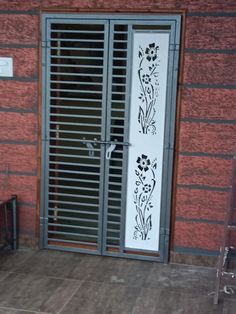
[136,154,150,172]
[143,184,152,193]
[142,74,151,84]
[145,43,159,62]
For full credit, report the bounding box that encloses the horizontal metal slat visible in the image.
[49,161,101,168]
[49,192,99,200]
[50,97,102,102]
[106,236,120,241]
[49,153,101,160]
[48,223,98,231]
[48,207,99,216]
[51,47,104,51]
[48,238,97,246]
[50,80,103,85]
[51,30,104,34]
[51,64,104,69]
[49,177,100,184]
[50,106,102,111]
[49,184,99,192]
[49,200,99,208]
[51,38,104,43]
[50,120,101,126]
[48,215,98,224]
[107,206,121,210]
[49,113,102,119]
[48,230,98,239]
[107,229,120,233]
[49,169,101,176]
[51,56,104,60]
[49,145,101,152]
[51,72,103,77]
[50,88,102,94]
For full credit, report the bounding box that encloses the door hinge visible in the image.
[41,40,50,48]
[160,227,169,236]
[169,44,180,51]
[40,217,48,225]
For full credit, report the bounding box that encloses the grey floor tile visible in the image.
[14,249,84,278]
[0,270,10,282]
[222,298,236,314]
[0,249,35,272]
[60,281,140,314]
[70,255,153,287]
[144,263,216,294]
[0,272,81,313]
[131,288,162,314]
[132,288,223,314]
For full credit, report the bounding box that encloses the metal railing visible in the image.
[0,195,17,251]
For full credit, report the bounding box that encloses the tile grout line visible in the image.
[56,280,84,314]
[10,270,84,283]
[0,306,52,314]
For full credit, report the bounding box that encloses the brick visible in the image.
[186,17,236,50]
[175,188,227,221]
[95,0,236,12]
[0,48,38,78]
[0,144,37,173]
[42,0,97,8]
[95,0,176,9]
[1,0,236,12]
[183,54,236,85]
[0,175,37,204]
[18,205,36,236]
[174,221,223,251]
[0,81,38,111]
[0,112,37,142]
[177,155,232,188]
[0,15,38,45]
[0,0,40,10]
[176,0,236,12]
[179,122,236,155]
[180,88,236,120]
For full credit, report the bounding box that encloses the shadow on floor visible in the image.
[0,249,235,314]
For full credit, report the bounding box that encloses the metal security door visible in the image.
[41,19,110,254]
[41,14,181,261]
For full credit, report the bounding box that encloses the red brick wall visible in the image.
[0,0,235,260]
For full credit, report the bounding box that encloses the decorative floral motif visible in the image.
[143,184,152,193]
[145,43,159,61]
[138,42,160,134]
[142,74,151,84]
[137,154,150,172]
[133,155,157,241]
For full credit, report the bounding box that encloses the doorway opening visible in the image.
[40,14,181,262]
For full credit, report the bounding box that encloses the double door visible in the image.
[40,14,180,261]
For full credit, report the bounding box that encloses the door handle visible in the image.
[106,144,116,160]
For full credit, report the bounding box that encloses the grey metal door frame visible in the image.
[40,13,181,262]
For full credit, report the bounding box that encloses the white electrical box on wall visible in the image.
[0,57,13,77]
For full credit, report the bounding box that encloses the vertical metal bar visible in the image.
[161,20,181,263]
[3,203,8,245]
[119,23,133,254]
[97,20,110,254]
[11,195,17,250]
[101,21,114,255]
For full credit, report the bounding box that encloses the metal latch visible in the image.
[106,144,116,160]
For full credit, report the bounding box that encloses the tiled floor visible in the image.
[0,249,235,314]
